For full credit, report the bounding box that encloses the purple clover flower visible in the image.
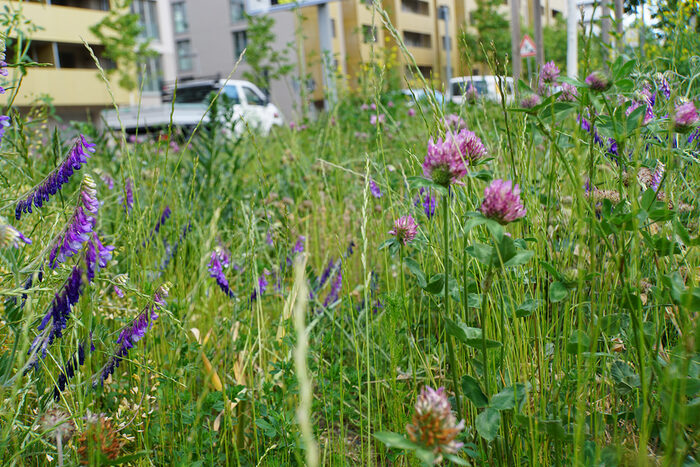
[464,84,478,103]
[370,114,385,126]
[390,215,418,246]
[369,179,382,198]
[585,71,611,92]
[520,93,541,109]
[540,61,560,84]
[442,114,467,132]
[406,386,465,462]
[93,284,170,387]
[673,101,698,132]
[423,129,487,187]
[558,82,578,102]
[15,135,96,220]
[480,179,527,224]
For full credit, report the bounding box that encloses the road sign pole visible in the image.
[317,2,336,110]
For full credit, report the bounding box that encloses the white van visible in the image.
[102,79,284,136]
[450,76,515,105]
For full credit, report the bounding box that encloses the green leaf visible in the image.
[599,313,626,336]
[610,360,640,394]
[463,215,487,236]
[378,238,395,251]
[566,330,590,354]
[515,298,540,318]
[490,383,528,411]
[445,318,502,349]
[466,243,494,266]
[374,431,419,450]
[407,176,448,196]
[443,453,470,465]
[503,249,534,268]
[462,375,488,408]
[424,273,444,295]
[476,408,500,442]
[549,281,568,303]
[103,452,150,465]
[485,219,504,243]
[404,257,427,289]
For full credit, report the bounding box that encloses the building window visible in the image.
[362,25,377,43]
[331,19,336,38]
[401,0,429,15]
[172,2,188,33]
[138,56,163,92]
[469,12,475,25]
[176,40,193,71]
[231,0,246,22]
[233,30,248,58]
[403,31,431,48]
[552,9,561,18]
[131,0,160,40]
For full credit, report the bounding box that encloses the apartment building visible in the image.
[1,0,176,121]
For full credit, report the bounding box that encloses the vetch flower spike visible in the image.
[0,217,31,248]
[15,135,96,220]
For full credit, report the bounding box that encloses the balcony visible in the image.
[9,68,131,107]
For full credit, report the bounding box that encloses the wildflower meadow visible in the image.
[1,14,700,467]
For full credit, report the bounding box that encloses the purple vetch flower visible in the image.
[93,283,170,387]
[122,178,134,212]
[315,258,336,294]
[0,114,10,143]
[153,206,171,234]
[656,72,671,99]
[390,215,418,246]
[113,274,127,298]
[0,218,31,248]
[673,101,698,132]
[370,113,385,125]
[369,179,382,198]
[48,175,99,269]
[27,266,84,370]
[15,135,96,220]
[688,128,700,148]
[406,386,465,462]
[85,233,114,282]
[345,240,356,257]
[650,160,665,191]
[208,250,235,298]
[558,82,578,102]
[480,179,527,224]
[520,93,541,109]
[286,235,306,266]
[441,114,467,132]
[414,188,437,219]
[100,172,114,190]
[250,270,270,301]
[585,71,611,92]
[423,129,487,187]
[323,261,343,307]
[53,336,94,401]
[540,61,560,84]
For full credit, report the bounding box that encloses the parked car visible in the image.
[399,88,448,108]
[101,79,284,136]
[449,76,514,105]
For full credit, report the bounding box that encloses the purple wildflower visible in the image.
[93,283,170,387]
[673,101,698,132]
[123,178,134,212]
[442,114,467,132]
[315,258,336,294]
[408,108,416,117]
[414,188,437,219]
[100,172,114,190]
[53,337,94,401]
[656,72,671,99]
[480,179,527,224]
[345,240,356,257]
[250,270,270,301]
[85,233,114,282]
[423,129,487,187]
[0,115,10,143]
[585,71,611,92]
[15,135,96,220]
[650,161,665,191]
[0,219,31,248]
[558,82,578,102]
[369,179,382,198]
[406,386,465,462]
[48,175,99,269]
[390,215,418,246]
[370,114,385,125]
[208,250,235,298]
[520,93,541,109]
[464,84,478,103]
[361,103,369,111]
[323,262,343,307]
[540,61,560,84]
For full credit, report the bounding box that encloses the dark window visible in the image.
[242,86,265,106]
[552,9,561,18]
[172,2,188,33]
[362,25,377,43]
[176,40,193,71]
[401,0,429,15]
[233,30,248,57]
[230,0,245,22]
[132,0,160,40]
[404,31,431,48]
[138,56,162,92]
[331,19,336,38]
[174,84,215,103]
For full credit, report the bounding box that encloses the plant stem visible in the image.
[481,267,494,397]
[443,194,462,417]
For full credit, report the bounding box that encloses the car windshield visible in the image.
[222,85,241,105]
[173,84,215,104]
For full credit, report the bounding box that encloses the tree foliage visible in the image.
[242,14,293,94]
[458,0,511,70]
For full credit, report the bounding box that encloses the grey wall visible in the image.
[173,0,301,120]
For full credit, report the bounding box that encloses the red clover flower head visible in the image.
[390,215,418,246]
[423,129,487,187]
[540,61,560,84]
[520,93,541,109]
[558,82,578,102]
[585,71,611,92]
[673,100,698,132]
[406,386,465,462]
[480,179,527,224]
[441,114,467,132]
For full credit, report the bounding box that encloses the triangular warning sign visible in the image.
[520,35,537,57]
